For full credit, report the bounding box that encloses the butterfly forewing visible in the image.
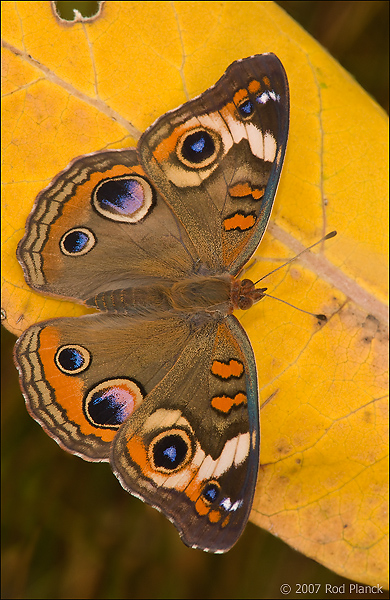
[139,53,289,275]
[16,149,199,302]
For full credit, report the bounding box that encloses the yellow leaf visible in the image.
[1,0,388,588]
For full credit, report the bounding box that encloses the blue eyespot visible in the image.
[202,482,220,504]
[238,99,254,117]
[84,379,144,429]
[65,231,89,252]
[152,433,189,471]
[57,347,84,370]
[93,175,154,223]
[181,130,215,164]
[55,345,91,375]
[97,178,144,215]
[60,228,95,256]
[88,389,130,426]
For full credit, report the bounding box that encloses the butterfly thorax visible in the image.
[85,275,266,316]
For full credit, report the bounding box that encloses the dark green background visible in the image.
[2,2,388,598]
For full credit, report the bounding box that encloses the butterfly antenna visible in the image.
[261,292,327,321]
[254,231,337,284]
[254,231,337,322]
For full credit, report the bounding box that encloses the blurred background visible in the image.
[2,2,388,598]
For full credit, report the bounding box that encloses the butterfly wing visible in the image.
[14,313,193,460]
[17,149,199,302]
[139,53,289,275]
[111,314,259,552]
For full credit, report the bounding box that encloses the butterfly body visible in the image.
[85,274,265,316]
[14,53,289,552]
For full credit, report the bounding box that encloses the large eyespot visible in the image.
[84,378,144,429]
[92,175,154,223]
[55,344,91,375]
[177,128,220,168]
[201,481,221,506]
[149,429,192,473]
[60,228,96,256]
[237,99,254,118]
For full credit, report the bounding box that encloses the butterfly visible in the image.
[14,53,289,553]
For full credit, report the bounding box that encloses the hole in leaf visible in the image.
[55,1,100,21]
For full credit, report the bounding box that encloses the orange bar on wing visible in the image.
[229,182,264,200]
[211,359,244,379]
[211,393,247,413]
[223,213,256,231]
[229,182,252,197]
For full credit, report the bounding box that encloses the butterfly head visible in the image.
[231,278,267,311]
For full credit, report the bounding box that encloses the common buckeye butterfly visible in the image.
[14,53,289,552]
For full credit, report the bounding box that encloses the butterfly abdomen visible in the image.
[85,285,173,315]
[85,275,234,316]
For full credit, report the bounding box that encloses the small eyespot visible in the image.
[238,99,254,118]
[93,175,154,223]
[149,429,192,473]
[85,378,144,429]
[177,128,220,168]
[55,345,91,374]
[202,481,221,506]
[60,228,96,256]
